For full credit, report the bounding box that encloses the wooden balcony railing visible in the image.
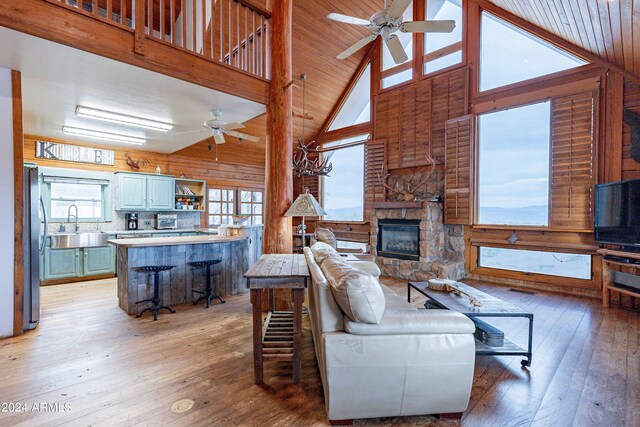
[49,0,270,80]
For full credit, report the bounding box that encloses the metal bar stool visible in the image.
[135,265,176,320]
[189,259,225,308]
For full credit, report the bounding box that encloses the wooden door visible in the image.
[147,175,175,210]
[44,248,80,279]
[83,245,115,276]
[116,173,147,210]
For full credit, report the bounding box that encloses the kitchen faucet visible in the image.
[67,204,79,233]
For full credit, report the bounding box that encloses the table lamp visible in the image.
[284,188,326,249]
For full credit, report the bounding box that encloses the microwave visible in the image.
[156,213,178,230]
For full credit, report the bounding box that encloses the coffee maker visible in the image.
[126,213,139,230]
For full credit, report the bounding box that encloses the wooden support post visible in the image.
[12,70,24,336]
[134,0,146,55]
[292,286,304,383]
[263,0,293,256]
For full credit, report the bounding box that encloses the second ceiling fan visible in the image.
[328,0,455,65]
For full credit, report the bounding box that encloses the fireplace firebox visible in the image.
[377,219,420,261]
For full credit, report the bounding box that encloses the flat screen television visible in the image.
[594,178,640,248]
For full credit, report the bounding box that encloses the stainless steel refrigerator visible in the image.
[23,165,45,330]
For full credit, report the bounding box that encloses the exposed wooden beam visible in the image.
[0,0,269,104]
[12,70,24,337]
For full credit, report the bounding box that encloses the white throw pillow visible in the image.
[322,257,386,324]
[310,241,339,265]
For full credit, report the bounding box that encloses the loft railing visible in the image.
[48,0,270,80]
[50,0,135,28]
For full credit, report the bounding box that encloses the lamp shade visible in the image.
[285,189,326,217]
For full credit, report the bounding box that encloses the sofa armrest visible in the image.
[344,309,475,336]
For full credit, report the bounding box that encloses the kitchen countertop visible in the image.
[108,228,218,235]
[108,235,244,248]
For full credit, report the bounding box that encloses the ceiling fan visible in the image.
[328,0,455,65]
[173,109,259,145]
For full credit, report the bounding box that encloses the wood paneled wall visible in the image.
[23,135,265,188]
[374,67,469,170]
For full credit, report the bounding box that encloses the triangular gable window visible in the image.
[327,64,371,132]
[480,12,587,92]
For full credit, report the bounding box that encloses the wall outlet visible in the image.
[144,220,151,226]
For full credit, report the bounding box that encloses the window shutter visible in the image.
[364,139,387,220]
[550,91,597,230]
[444,115,474,225]
[374,90,402,169]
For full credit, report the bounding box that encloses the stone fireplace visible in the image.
[370,170,466,282]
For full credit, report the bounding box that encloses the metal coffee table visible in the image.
[408,281,534,367]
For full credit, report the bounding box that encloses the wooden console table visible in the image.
[598,249,640,308]
[245,254,309,384]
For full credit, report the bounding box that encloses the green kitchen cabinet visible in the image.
[44,247,81,280]
[147,175,174,211]
[115,173,147,210]
[115,172,175,211]
[83,245,116,276]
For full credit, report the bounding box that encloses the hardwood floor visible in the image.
[0,277,637,426]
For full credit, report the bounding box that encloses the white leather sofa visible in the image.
[303,245,476,423]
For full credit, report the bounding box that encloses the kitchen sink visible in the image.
[50,232,110,249]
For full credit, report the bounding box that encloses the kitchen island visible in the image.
[109,235,250,315]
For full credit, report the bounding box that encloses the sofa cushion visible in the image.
[344,309,476,335]
[322,257,386,324]
[314,227,338,248]
[349,260,382,278]
[310,242,339,265]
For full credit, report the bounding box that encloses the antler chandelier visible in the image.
[292,74,332,177]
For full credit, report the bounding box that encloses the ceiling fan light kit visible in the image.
[328,0,455,65]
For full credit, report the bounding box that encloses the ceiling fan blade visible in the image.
[224,122,245,130]
[327,13,370,26]
[385,35,409,65]
[401,20,456,33]
[226,130,260,143]
[337,35,377,60]
[387,0,412,19]
[170,129,207,136]
[213,133,225,144]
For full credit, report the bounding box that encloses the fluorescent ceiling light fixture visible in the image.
[75,106,173,131]
[62,126,147,145]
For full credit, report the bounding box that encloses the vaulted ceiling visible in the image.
[178,0,640,164]
[175,0,379,163]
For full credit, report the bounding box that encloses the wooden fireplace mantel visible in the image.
[370,201,424,209]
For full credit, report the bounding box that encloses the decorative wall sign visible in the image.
[36,141,115,165]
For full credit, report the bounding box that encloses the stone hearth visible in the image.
[370,170,465,281]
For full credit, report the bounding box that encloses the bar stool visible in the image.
[135,265,176,320]
[189,259,225,308]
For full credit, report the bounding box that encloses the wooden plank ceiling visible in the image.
[175,0,379,163]
[487,0,640,78]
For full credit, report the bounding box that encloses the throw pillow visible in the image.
[314,227,338,249]
[322,257,386,324]
[310,241,339,265]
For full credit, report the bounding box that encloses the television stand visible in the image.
[598,249,640,308]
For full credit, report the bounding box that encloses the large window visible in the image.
[477,101,551,226]
[423,0,463,75]
[480,12,586,92]
[328,64,371,131]
[321,139,365,222]
[479,247,591,280]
